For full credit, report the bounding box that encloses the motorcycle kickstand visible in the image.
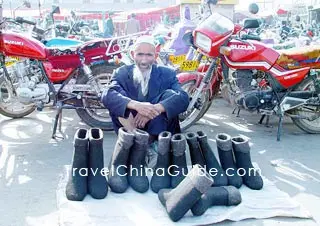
[276,114,284,141]
[259,115,271,127]
[52,109,63,140]
[232,107,241,117]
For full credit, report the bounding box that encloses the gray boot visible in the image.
[66,129,89,201]
[170,134,188,188]
[191,186,242,216]
[128,129,150,193]
[88,128,108,199]
[108,127,134,193]
[232,136,263,190]
[151,131,172,193]
[158,164,213,222]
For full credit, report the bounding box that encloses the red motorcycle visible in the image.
[0,14,143,138]
[178,13,320,140]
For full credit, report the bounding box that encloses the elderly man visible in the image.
[101,36,189,140]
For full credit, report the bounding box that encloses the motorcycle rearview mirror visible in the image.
[243,18,260,29]
[182,31,194,46]
[51,5,60,14]
[23,0,31,8]
[207,0,218,5]
[248,3,259,14]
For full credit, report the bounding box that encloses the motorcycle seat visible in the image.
[46,47,78,57]
[276,45,320,69]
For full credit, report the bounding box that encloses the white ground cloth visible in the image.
[56,164,312,226]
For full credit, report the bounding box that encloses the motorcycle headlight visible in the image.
[195,32,212,53]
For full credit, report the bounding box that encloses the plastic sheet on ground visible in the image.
[56,164,312,226]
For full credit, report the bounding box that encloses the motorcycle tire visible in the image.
[0,73,36,118]
[290,76,320,134]
[179,79,211,131]
[75,62,121,131]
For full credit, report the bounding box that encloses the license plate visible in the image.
[5,57,20,67]
[180,60,200,71]
[169,55,186,65]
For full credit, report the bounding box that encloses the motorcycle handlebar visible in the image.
[15,17,36,26]
[241,34,261,41]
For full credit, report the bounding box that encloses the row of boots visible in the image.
[66,127,263,203]
[187,131,263,190]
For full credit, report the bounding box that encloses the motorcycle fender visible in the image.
[177,72,215,99]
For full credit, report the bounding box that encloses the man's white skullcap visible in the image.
[134,35,156,48]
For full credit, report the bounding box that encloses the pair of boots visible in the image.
[216,133,263,190]
[158,164,242,222]
[108,128,150,193]
[186,131,228,187]
[150,132,189,193]
[66,128,108,201]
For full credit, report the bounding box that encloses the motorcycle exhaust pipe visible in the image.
[287,91,318,99]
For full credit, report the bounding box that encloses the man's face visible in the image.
[133,43,156,72]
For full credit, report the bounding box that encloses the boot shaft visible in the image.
[186,132,206,167]
[171,134,187,157]
[158,131,172,155]
[231,136,253,168]
[129,129,149,165]
[111,128,135,165]
[72,128,89,168]
[88,128,104,166]
[216,133,232,152]
[216,133,236,169]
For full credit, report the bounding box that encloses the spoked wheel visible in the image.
[179,79,210,131]
[290,76,320,133]
[0,73,35,118]
[76,63,119,130]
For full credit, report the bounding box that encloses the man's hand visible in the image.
[134,113,150,128]
[127,101,161,119]
[154,103,166,113]
[118,113,136,132]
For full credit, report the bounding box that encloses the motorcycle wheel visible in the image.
[290,76,320,133]
[0,72,35,118]
[179,79,210,131]
[75,63,120,130]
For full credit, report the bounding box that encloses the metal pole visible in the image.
[10,0,13,17]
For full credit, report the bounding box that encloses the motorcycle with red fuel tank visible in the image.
[0,7,145,138]
[177,13,320,140]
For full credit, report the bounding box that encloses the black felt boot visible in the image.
[158,164,213,222]
[66,129,89,201]
[185,132,206,167]
[191,186,242,216]
[232,136,263,190]
[170,133,188,188]
[108,127,134,193]
[128,129,149,193]
[197,131,228,187]
[88,128,108,199]
[151,131,172,193]
[216,133,243,188]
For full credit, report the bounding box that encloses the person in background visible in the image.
[161,10,170,25]
[126,13,140,35]
[104,14,115,37]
